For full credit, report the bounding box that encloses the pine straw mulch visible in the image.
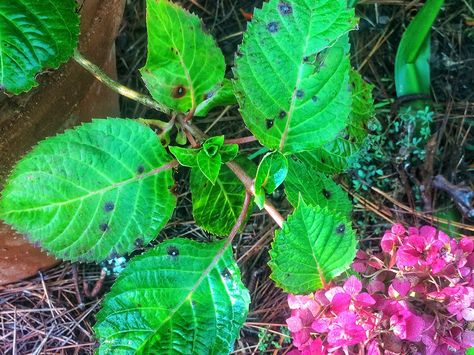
[1,0,473,353]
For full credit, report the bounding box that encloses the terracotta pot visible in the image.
[0,0,126,286]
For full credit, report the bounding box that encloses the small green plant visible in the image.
[0,0,374,353]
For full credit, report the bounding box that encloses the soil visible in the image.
[0,0,472,353]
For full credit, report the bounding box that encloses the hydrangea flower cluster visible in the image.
[286,224,474,354]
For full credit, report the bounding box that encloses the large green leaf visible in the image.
[0,0,80,94]
[191,156,256,236]
[0,119,176,262]
[294,69,374,173]
[269,199,357,293]
[233,0,357,153]
[140,0,226,113]
[285,159,352,218]
[95,238,250,354]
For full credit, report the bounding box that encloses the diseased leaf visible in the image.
[254,152,288,209]
[169,146,199,167]
[294,68,374,173]
[269,199,357,294]
[141,0,226,113]
[285,159,352,217]
[191,156,256,236]
[0,0,80,94]
[197,150,222,184]
[0,119,176,262]
[234,0,357,153]
[195,79,237,117]
[95,238,250,354]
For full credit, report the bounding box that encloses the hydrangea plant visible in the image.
[0,0,376,352]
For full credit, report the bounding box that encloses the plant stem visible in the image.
[176,116,285,228]
[72,49,170,114]
[224,136,258,145]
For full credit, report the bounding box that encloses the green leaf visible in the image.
[395,0,444,97]
[140,0,226,113]
[269,199,357,293]
[467,347,474,355]
[234,0,357,153]
[95,238,250,354]
[195,79,237,117]
[191,156,256,236]
[285,159,352,217]
[294,69,374,173]
[203,136,225,157]
[220,144,239,163]
[0,0,80,94]
[169,146,198,167]
[0,119,176,262]
[197,150,222,184]
[348,69,375,143]
[254,152,288,209]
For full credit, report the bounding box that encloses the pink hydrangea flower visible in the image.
[286,225,474,354]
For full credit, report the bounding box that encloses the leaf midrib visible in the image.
[2,161,175,215]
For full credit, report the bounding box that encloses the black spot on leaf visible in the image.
[336,224,346,234]
[104,202,114,212]
[278,111,287,119]
[222,268,232,279]
[322,189,331,199]
[134,238,144,248]
[296,90,304,99]
[278,2,292,15]
[137,165,145,174]
[266,119,274,129]
[267,21,279,33]
[99,223,109,232]
[167,245,179,257]
[172,85,186,98]
[312,96,318,103]
[203,91,215,100]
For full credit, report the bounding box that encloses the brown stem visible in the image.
[73,49,170,114]
[176,116,285,228]
[228,192,252,241]
[224,136,258,145]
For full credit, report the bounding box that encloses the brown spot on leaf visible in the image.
[172,85,186,98]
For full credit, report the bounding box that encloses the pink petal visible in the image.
[311,318,329,333]
[324,287,344,302]
[396,248,419,267]
[419,226,437,241]
[391,279,411,297]
[331,293,351,313]
[381,233,396,252]
[391,223,406,236]
[287,316,303,332]
[343,275,362,295]
[352,261,367,273]
[367,280,385,294]
[405,313,424,342]
[462,308,474,321]
[460,237,474,254]
[356,292,376,306]
[463,330,474,347]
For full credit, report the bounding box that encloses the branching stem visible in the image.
[74,50,285,229]
[176,116,285,228]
